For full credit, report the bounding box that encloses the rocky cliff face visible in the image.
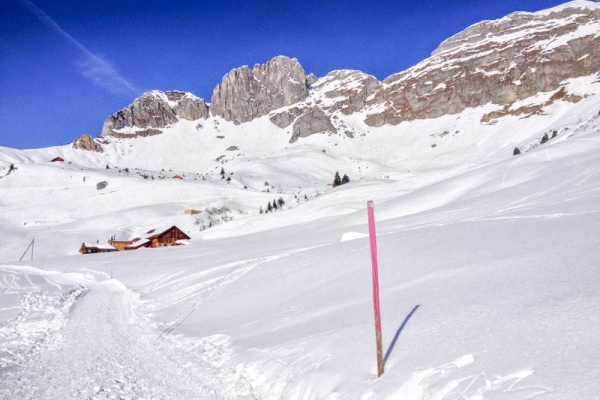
[363,2,600,126]
[94,2,599,144]
[210,56,309,125]
[269,70,380,142]
[101,91,209,138]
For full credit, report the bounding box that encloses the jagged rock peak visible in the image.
[210,56,309,124]
[101,90,209,138]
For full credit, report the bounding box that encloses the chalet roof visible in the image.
[82,242,117,251]
[129,225,191,242]
[126,238,150,249]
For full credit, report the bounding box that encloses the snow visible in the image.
[1,4,600,398]
[2,91,599,397]
[535,0,599,16]
[536,18,600,53]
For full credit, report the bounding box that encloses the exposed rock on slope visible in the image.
[364,2,600,126]
[311,70,379,115]
[270,70,379,140]
[72,133,103,152]
[210,56,309,125]
[289,107,337,143]
[101,91,209,138]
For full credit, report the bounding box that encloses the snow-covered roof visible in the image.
[126,238,150,249]
[129,225,190,243]
[82,242,117,250]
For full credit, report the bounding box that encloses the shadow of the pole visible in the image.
[384,304,420,365]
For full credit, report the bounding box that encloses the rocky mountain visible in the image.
[210,56,309,125]
[363,2,600,126]
[90,1,599,151]
[100,91,209,138]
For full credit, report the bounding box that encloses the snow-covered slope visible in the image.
[1,1,599,399]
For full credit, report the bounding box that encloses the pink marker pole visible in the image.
[368,200,384,377]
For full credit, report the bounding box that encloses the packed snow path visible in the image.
[0,271,256,400]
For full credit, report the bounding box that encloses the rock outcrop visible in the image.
[101,91,208,138]
[269,106,307,129]
[364,2,600,126]
[268,70,380,139]
[210,56,309,124]
[72,133,103,152]
[311,70,380,115]
[289,106,337,143]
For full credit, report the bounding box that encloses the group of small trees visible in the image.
[332,172,350,187]
[220,167,232,182]
[260,197,285,214]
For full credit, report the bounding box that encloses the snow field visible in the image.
[0,72,599,397]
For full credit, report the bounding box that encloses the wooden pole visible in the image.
[19,238,35,262]
[367,200,384,377]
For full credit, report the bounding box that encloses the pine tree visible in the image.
[260,206,263,214]
[333,172,342,187]
[220,167,225,175]
[272,199,278,210]
[342,174,350,184]
[267,202,273,212]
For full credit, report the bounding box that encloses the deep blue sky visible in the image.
[1,0,566,149]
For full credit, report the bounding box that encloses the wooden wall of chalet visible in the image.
[109,240,133,251]
[152,227,190,247]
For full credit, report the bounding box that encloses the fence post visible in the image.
[367,200,384,377]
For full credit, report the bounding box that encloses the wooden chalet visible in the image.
[125,225,191,249]
[81,226,190,255]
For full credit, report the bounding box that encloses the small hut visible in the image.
[79,242,117,254]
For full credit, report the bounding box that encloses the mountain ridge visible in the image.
[92,0,599,153]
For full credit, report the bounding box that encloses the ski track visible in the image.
[0,270,258,400]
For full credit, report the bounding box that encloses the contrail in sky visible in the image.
[16,0,140,96]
